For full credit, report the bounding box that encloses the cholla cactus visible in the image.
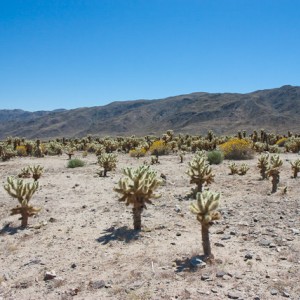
[187,156,214,196]
[65,147,75,160]
[238,163,249,175]
[266,155,283,193]
[3,177,40,227]
[115,165,162,230]
[30,165,44,181]
[97,153,117,177]
[257,153,269,180]
[18,167,31,178]
[150,155,159,165]
[290,159,300,178]
[190,190,221,259]
[228,162,239,175]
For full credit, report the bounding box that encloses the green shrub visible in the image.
[206,150,224,165]
[67,158,85,168]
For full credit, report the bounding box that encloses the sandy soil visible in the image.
[0,152,299,300]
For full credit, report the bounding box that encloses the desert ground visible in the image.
[0,152,299,300]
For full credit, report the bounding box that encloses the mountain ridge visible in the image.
[0,85,299,139]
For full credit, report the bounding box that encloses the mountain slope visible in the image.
[0,85,299,139]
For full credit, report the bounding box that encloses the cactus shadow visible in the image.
[0,223,21,235]
[174,255,207,273]
[96,226,140,244]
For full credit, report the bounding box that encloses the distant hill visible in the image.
[0,85,299,140]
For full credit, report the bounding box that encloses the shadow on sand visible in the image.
[96,226,140,244]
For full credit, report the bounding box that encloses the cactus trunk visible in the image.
[201,223,212,258]
[271,175,279,193]
[21,209,29,228]
[132,206,143,230]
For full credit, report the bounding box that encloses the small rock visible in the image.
[270,289,278,295]
[228,291,242,299]
[216,271,226,278]
[221,235,231,240]
[174,205,181,213]
[176,232,181,236]
[282,291,290,298]
[211,288,218,293]
[44,270,56,281]
[244,253,253,260]
[89,280,106,289]
[71,263,77,269]
[223,274,231,280]
[201,273,210,281]
[291,228,299,235]
[214,242,225,247]
[259,239,271,247]
[229,230,236,235]
[190,257,206,269]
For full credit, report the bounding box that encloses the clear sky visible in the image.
[0,0,299,111]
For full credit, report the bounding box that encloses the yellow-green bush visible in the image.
[16,145,27,156]
[149,140,170,156]
[129,147,147,158]
[276,137,287,147]
[219,138,254,160]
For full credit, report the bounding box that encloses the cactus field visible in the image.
[0,133,300,299]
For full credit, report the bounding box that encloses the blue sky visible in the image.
[0,0,299,111]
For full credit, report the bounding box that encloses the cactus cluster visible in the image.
[190,191,221,259]
[97,153,117,177]
[186,155,214,197]
[4,177,40,227]
[266,155,283,193]
[290,159,300,178]
[115,165,162,230]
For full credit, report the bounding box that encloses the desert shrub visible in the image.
[276,137,287,147]
[16,145,27,156]
[219,138,254,160]
[149,140,170,156]
[206,150,224,165]
[129,147,147,158]
[285,137,300,153]
[67,158,85,168]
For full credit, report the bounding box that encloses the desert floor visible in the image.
[0,152,299,300]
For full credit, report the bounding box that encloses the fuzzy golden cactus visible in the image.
[97,153,117,177]
[266,155,283,193]
[257,153,269,180]
[186,156,214,197]
[228,162,239,175]
[238,163,250,175]
[115,165,162,230]
[190,190,221,259]
[4,177,40,227]
[30,165,44,181]
[18,167,31,178]
[290,159,300,178]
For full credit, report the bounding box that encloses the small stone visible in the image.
[190,257,206,269]
[211,288,218,293]
[89,280,106,289]
[223,275,231,280]
[228,291,242,299]
[245,253,253,260]
[174,205,181,213]
[216,271,226,278]
[71,263,77,269]
[221,234,231,240]
[44,270,56,281]
[229,231,236,235]
[291,228,299,235]
[201,273,210,281]
[282,291,290,298]
[253,297,260,300]
[215,242,225,247]
[259,239,271,247]
[270,289,278,295]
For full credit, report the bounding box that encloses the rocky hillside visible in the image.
[0,85,299,139]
